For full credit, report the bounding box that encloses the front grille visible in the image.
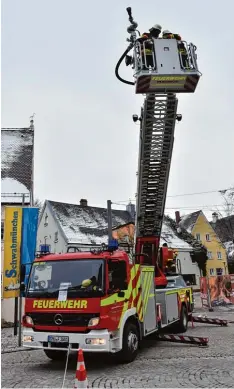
[29,312,99,327]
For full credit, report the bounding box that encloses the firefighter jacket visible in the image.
[137,33,153,55]
[163,33,186,54]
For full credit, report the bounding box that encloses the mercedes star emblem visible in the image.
[54,314,63,325]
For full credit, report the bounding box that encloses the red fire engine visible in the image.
[22,8,201,363]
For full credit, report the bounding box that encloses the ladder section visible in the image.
[136,93,178,237]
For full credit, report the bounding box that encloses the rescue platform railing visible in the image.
[134,39,200,75]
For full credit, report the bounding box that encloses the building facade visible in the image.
[179,210,228,276]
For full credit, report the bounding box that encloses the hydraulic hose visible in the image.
[115,45,135,86]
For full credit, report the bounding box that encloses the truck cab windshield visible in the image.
[27,259,105,298]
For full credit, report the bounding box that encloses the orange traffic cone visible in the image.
[74,349,88,388]
[77,349,85,370]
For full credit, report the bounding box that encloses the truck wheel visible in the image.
[177,305,188,333]
[44,349,66,361]
[117,322,139,363]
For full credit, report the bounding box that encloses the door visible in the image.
[141,266,157,335]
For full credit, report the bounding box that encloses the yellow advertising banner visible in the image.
[3,207,22,298]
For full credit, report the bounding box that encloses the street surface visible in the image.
[2,297,234,388]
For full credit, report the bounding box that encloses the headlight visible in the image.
[23,335,34,342]
[88,317,100,327]
[85,338,106,345]
[23,315,34,326]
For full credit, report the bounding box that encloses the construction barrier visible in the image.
[157,333,208,346]
[200,276,212,309]
[200,274,234,308]
[74,349,88,389]
[190,315,228,326]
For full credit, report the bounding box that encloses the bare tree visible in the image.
[34,198,43,216]
[220,188,234,217]
[211,188,234,272]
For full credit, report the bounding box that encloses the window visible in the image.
[205,234,211,242]
[216,268,223,276]
[217,252,222,260]
[54,231,58,243]
[196,233,201,241]
[108,261,128,291]
[207,251,212,259]
[191,256,196,264]
[44,213,48,227]
[209,268,214,276]
[27,259,105,298]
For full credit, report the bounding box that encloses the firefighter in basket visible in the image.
[162,30,190,69]
[137,24,162,69]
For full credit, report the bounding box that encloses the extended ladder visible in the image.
[135,93,178,238]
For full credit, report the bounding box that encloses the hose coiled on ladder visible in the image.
[115,45,135,86]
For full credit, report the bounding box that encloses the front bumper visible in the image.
[23,328,112,352]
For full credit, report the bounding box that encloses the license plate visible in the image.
[48,335,69,343]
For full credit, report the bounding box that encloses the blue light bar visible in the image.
[39,244,50,253]
[108,239,119,251]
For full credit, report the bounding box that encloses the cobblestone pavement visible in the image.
[2,306,234,388]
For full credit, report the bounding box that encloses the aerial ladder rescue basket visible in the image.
[115,7,202,94]
[134,38,201,94]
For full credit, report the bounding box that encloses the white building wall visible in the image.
[177,249,201,286]
[37,203,67,254]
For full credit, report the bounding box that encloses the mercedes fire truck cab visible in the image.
[22,243,193,363]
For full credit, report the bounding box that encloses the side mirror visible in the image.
[118,291,125,298]
[20,264,26,283]
[20,283,25,292]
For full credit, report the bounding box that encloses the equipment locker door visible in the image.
[141,266,157,335]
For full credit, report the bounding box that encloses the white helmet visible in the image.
[150,24,162,32]
[163,30,171,35]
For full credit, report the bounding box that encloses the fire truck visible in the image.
[21,8,201,363]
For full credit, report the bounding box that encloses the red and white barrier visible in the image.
[157,333,208,346]
[190,315,228,326]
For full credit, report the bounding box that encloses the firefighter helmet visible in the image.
[150,24,162,32]
[162,30,171,35]
[81,279,92,288]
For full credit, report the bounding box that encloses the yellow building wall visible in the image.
[191,213,228,275]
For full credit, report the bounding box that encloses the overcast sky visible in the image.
[2,0,234,220]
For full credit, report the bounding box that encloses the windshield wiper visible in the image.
[65,285,103,291]
[27,289,58,297]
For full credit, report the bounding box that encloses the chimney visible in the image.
[175,211,181,224]
[126,202,136,220]
[80,199,88,207]
[212,212,218,223]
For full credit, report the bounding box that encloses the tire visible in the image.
[176,305,188,333]
[116,322,139,364]
[44,349,66,361]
